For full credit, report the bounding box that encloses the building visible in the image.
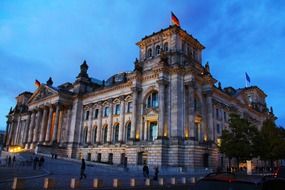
[5,25,273,170]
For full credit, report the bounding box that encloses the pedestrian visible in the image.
[8,156,11,167]
[143,163,149,179]
[12,155,16,167]
[80,158,87,179]
[153,166,159,181]
[33,156,39,170]
[39,156,45,169]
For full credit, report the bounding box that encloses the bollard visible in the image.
[130,178,136,187]
[12,177,24,190]
[44,178,55,189]
[145,178,151,186]
[113,179,122,188]
[181,177,186,184]
[158,178,164,186]
[93,178,103,188]
[70,178,80,189]
[171,177,176,185]
[190,177,196,183]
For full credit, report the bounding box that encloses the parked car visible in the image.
[194,172,263,190]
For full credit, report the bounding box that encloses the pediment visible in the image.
[145,108,158,116]
[28,85,58,104]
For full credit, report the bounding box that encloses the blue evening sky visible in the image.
[0,0,284,130]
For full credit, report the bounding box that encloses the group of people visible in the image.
[143,163,159,181]
[5,155,16,167]
[32,155,45,170]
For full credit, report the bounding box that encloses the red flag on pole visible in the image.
[171,12,180,26]
[35,79,41,88]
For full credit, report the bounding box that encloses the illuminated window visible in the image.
[149,121,158,141]
[146,91,158,108]
[156,45,160,55]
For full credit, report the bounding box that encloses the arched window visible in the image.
[156,45,160,55]
[103,125,108,143]
[146,91,158,108]
[147,48,152,58]
[164,42,168,51]
[83,127,88,144]
[149,121,158,141]
[93,126,97,144]
[125,122,131,141]
[113,123,119,143]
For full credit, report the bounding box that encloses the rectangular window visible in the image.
[114,104,120,115]
[104,107,109,117]
[127,102,133,113]
[217,124,220,134]
[224,111,227,122]
[94,109,99,119]
[152,93,158,108]
[85,111,89,120]
[216,108,219,119]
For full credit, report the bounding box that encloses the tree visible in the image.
[259,119,285,167]
[219,113,259,168]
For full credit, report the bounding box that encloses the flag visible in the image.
[171,12,180,26]
[245,72,251,83]
[35,79,41,88]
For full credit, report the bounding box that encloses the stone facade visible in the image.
[5,25,273,171]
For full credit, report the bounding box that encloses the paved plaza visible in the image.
[0,151,199,189]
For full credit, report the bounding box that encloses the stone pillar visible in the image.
[23,113,31,144]
[130,87,139,140]
[14,117,21,145]
[51,104,60,143]
[28,111,36,143]
[96,104,103,143]
[107,102,113,143]
[144,120,148,140]
[65,107,72,143]
[118,96,125,142]
[33,109,42,143]
[206,95,214,141]
[45,106,54,143]
[39,107,48,143]
[157,79,166,138]
[86,106,93,144]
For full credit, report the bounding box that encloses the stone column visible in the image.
[86,106,93,144]
[206,95,214,141]
[157,79,166,138]
[65,107,72,143]
[130,87,139,140]
[28,111,36,143]
[51,104,60,143]
[107,102,113,143]
[33,109,43,143]
[96,104,103,143]
[118,96,125,142]
[23,113,31,144]
[39,107,48,143]
[45,105,54,143]
[14,117,21,145]
[144,120,148,141]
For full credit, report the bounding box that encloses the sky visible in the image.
[0,0,284,131]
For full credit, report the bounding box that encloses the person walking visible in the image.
[143,163,149,180]
[153,166,159,181]
[39,156,45,169]
[80,159,87,179]
[12,155,16,167]
[8,156,11,167]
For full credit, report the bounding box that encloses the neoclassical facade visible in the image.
[5,25,273,170]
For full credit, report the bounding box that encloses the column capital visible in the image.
[157,78,169,86]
